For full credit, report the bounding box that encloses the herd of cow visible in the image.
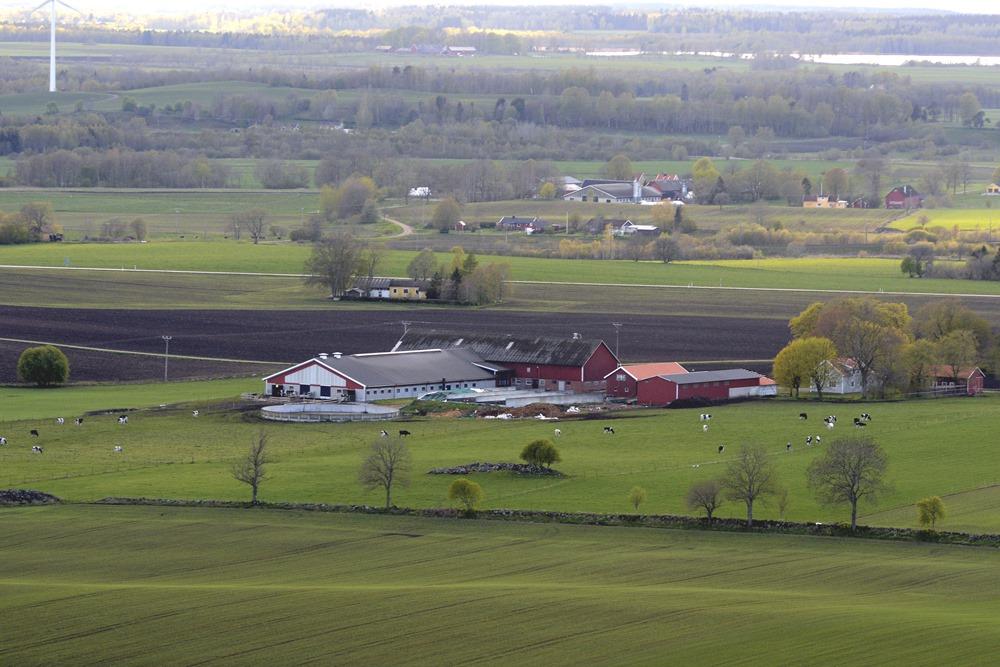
[0,410,203,455]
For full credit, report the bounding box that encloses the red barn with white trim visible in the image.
[393,329,619,393]
[636,369,776,406]
[605,362,688,400]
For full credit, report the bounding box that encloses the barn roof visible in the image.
[654,369,765,384]
[265,348,498,388]
[928,365,984,380]
[605,362,688,381]
[394,328,614,367]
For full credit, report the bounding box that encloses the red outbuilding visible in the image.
[929,365,985,396]
[605,362,688,400]
[636,369,776,406]
[393,329,619,393]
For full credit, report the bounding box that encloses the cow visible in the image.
[0,437,6,446]
[799,413,808,420]
[853,418,866,428]
[786,442,792,452]
[702,424,709,432]
[603,426,615,435]
[31,446,43,454]
[826,421,835,430]
[118,415,128,425]
[718,444,725,454]
[860,412,872,422]
[700,414,712,421]
[113,446,123,453]
[379,429,389,438]
[806,436,813,446]
[554,428,562,437]
[192,410,200,418]
[74,418,83,426]
[398,430,411,437]
[815,436,821,444]
[30,429,39,437]
[56,417,64,425]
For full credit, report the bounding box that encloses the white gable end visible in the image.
[285,363,349,387]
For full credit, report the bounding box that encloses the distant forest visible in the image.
[3,8,1000,55]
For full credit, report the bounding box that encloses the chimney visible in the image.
[572,332,581,340]
[333,352,342,359]
[318,353,328,359]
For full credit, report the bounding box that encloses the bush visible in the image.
[17,345,69,387]
[448,478,483,516]
[520,439,561,468]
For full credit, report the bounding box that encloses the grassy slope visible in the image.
[892,207,1000,231]
[2,242,999,295]
[2,397,999,531]
[0,378,259,421]
[0,505,998,665]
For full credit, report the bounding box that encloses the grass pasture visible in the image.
[2,396,1000,531]
[0,377,258,422]
[3,245,1000,297]
[891,207,1000,232]
[2,505,998,665]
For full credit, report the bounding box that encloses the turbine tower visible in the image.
[32,0,79,93]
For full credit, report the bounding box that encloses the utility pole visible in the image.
[611,322,622,359]
[161,336,172,382]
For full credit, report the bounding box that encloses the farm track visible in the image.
[0,305,788,383]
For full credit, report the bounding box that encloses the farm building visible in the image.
[929,365,985,395]
[344,278,426,301]
[803,358,864,395]
[647,173,691,200]
[393,329,620,393]
[635,369,776,406]
[498,216,548,232]
[563,181,661,204]
[885,185,924,209]
[986,184,1000,195]
[614,221,661,237]
[605,362,688,400]
[262,349,503,402]
[803,195,847,208]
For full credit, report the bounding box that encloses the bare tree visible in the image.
[359,439,412,508]
[807,436,888,530]
[304,232,367,299]
[722,444,779,526]
[686,479,724,521]
[232,208,268,245]
[360,244,384,291]
[232,432,271,505]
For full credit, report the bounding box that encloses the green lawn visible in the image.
[891,207,1000,232]
[2,505,997,665]
[2,396,999,531]
[0,377,259,422]
[2,242,997,296]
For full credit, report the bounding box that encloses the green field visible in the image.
[892,207,1000,232]
[2,505,997,665]
[0,377,259,421]
[2,242,1000,297]
[2,396,999,531]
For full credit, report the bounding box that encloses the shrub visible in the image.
[448,479,483,516]
[520,439,561,468]
[17,345,69,387]
[917,496,946,530]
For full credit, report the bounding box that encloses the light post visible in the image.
[161,335,172,382]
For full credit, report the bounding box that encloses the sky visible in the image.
[1,0,998,16]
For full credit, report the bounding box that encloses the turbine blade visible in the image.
[56,0,81,13]
[31,0,52,12]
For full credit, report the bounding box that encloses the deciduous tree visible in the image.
[807,436,889,530]
[17,345,69,387]
[686,479,724,521]
[304,232,366,298]
[628,486,647,513]
[231,432,270,505]
[359,439,412,508]
[916,496,945,530]
[520,439,561,469]
[448,478,483,516]
[722,445,779,526]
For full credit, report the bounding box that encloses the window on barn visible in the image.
[616,373,626,381]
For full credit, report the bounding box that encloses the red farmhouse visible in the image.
[885,185,924,210]
[393,329,619,393]
[636,369,776,406]
[605,362,688,400]
[929,365,985,396]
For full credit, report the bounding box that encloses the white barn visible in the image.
[263,349,502,402]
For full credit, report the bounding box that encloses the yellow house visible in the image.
[986,183,1000,195]
[389,280,426,301]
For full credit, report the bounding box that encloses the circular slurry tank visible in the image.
[261,402,400,423]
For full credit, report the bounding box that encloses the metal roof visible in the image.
[394,328,613,367]
[654,369,765,384]
[266,348,498,388]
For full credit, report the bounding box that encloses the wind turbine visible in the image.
[32,0,80,93]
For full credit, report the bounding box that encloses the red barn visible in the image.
[929,365,985,396]
[885,185,924,210]
[605,362,688,400]
[636,369,776,406]
[393,329,619,393]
